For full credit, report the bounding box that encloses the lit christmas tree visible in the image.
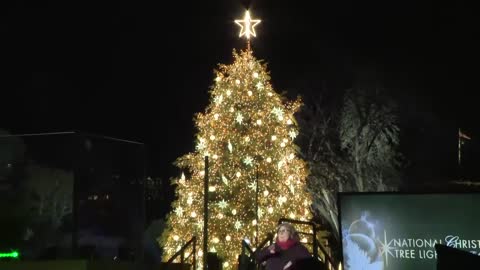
[160,10,312,269]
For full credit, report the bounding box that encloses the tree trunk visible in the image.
[354,140,364,192]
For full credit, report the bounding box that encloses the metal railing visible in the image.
[166,236,197,270]
[239,233,273,270]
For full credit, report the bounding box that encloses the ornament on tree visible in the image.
[196,138,206,150]
[234,220,242,231]
[272,107,284,120]
[187,195,194,205]
[218,200,228,209]
[179,173,186,185]
[236,113,244,124]
[277,196,287,206]
[256,82,264,90]
[289,184,295,194]
[243,156,253,166]
[222,174,229,185]
[227,141,233,153]
[258,208,264,218]
[289,130,298,139]
[248,181,257,191]
[214,95,224,105]
[175,207,184,217]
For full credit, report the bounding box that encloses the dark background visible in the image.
[2,0,479,195]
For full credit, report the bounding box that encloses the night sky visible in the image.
[2,0,479,183]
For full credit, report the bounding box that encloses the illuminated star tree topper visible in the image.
[235,10,261,49]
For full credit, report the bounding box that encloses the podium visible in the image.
[436,244,480,269]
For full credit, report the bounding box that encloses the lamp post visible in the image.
[253,155,263,247]
[203,156,209,270]
[255,166,259,247]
